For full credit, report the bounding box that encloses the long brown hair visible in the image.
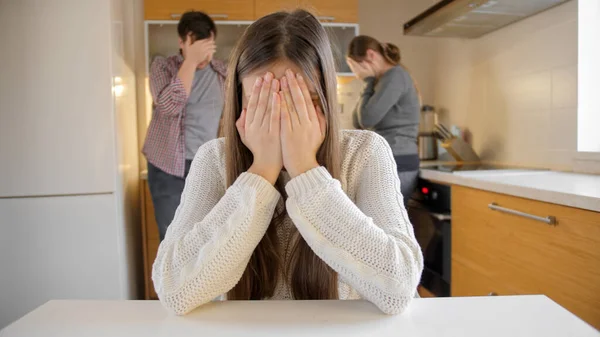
[223,10,341,301]
[348,35,422,103]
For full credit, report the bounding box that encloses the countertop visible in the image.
[1,296,598,337]
[420,167,600,212]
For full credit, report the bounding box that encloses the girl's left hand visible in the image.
[280,69,327,178]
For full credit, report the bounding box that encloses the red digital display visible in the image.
[422,187,429,194]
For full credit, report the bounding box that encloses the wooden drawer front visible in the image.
[146,239,160,300]
[451,186,600,329]
[299,0,358,23]
[145,0,255,21]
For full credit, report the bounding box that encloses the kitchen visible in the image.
[0,0,599,335]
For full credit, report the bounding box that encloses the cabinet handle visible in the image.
[209,14,229,19]
[316,16,336,22]
[488,292,498,296]
[171,13,229,20]
[488,203,557,225]
[430,212,451,221]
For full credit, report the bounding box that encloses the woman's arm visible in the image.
[152,140,281,315]
[355,69,407,128]
[285,134,423,315]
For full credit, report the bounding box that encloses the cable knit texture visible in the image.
[152,130,424,315]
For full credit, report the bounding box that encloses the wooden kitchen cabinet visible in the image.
[145,0,254,20]
[254,0,298,19]
[299,0,358,23]
[140,179,159,300]
[451,186,600,329]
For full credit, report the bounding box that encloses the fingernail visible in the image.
[296,73,303,81]
[281,77,288,88]
[286,69,294,78]
[264,72,273,81]
[255,77,263,87]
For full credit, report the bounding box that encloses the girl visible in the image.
[152,10,423,316]
[347,36,421,200]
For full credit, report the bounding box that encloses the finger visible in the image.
[280,91,293,132]
[246,77,263,124]
[281,76,299,127]
[270,92,281,134]
[285,69,309,123]
[296,73,317,122]
[316,105,327,139]
[263,79,280,126]
[253,72,273,126]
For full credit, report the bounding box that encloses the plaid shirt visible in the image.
[142,55,227,177]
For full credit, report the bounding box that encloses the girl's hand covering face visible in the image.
[279,69,327,178]
[236,72,283,184]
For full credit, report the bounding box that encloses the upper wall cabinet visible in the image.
[298,0,358,23]
[255,0,298,19]
[144,0,255,21]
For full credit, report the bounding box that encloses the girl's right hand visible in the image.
[236,72,282,185]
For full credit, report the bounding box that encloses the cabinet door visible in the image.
[141,180,159,300]
[255,0,298,19]
[145,0,254,21]
[0,0,115,197]
[451,186,600,329]
[0,194,123,329]
[299,0,358,23]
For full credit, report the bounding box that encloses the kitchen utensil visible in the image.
[434,124,453,141]
[438,124,454,139]
[440,137,480,163]
[418,132,438,160]
[420,105,438,133]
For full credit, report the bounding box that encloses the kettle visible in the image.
[418,132,438,160]
[418,105,438,160]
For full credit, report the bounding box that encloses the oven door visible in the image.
[408,200,451,297]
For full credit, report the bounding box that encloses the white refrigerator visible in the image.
[0,0,141,329]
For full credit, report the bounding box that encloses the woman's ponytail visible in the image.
[382,42,401,65]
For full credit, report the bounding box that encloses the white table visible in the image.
[1,296,598,336]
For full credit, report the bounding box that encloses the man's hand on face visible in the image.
[183,33,216,68]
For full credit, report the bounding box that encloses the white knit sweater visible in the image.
[152,130,424,315]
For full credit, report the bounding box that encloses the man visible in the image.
[143,11,226,241]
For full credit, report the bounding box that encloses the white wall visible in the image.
[433,0,599,173]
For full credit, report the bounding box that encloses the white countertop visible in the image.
[420,168,600,212]
[1,296,598,337]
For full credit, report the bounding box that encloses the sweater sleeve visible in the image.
[355,69,407,128]
[152,141,281,315]
[284,135,423,315]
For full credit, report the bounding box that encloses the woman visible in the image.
[152,10,423,316]
[347,36,421,199]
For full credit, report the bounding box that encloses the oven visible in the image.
[408,178,451,297]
